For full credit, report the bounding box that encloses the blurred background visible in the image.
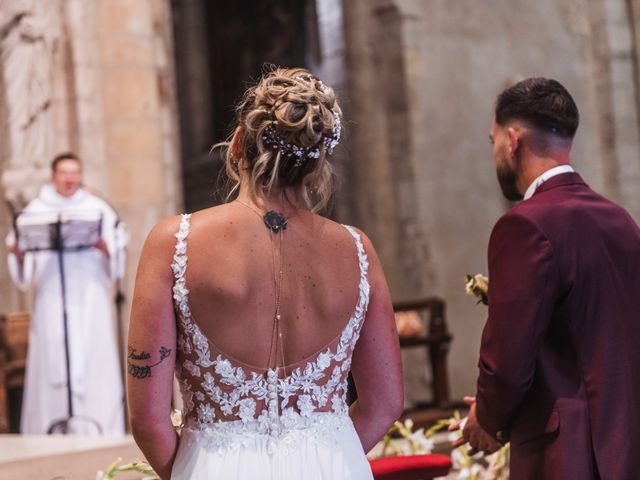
[1,0,640,420]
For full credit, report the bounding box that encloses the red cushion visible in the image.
[369,454,452,480]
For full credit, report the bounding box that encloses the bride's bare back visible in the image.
[185,203,362,368]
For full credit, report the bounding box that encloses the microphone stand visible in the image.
[47,215,75,433]
[46,214,102,434]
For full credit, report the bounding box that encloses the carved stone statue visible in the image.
[0,0,60,211]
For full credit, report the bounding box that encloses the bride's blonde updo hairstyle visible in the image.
[221,67,342,212]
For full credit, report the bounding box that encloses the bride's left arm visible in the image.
[127,216,181,480]
[348,230,404,452]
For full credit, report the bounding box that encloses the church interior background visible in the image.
[1,0,640,474]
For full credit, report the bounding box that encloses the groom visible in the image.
[460,78,640,478]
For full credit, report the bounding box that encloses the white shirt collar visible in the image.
[38,183,87,207]
[523,165,575,200]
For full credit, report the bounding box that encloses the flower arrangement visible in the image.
[95,459,158,480]
[96,409,183,479]
[370,414,509,480]
[465,273,489,306]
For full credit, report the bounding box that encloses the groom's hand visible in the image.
[450,396,501,455]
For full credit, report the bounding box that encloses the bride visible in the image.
[127,67,403,479]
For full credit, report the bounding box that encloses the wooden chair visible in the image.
[394,297,453,408]
[346,297,453,416]
[0,312,30,433]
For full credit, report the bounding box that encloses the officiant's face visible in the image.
[490,119,523,201]
[52,159,82,197]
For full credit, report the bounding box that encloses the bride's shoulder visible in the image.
[139,205,234,262]
[311,215,375,253]
[140,214,185,254]
[148,204,229,237]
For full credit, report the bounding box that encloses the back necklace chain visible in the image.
[235,200,288,375]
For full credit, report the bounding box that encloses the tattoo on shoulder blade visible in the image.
[127,345,172,379]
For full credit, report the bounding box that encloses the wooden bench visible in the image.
[0,312,30,433]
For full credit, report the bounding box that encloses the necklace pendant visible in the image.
[263,210,288,234]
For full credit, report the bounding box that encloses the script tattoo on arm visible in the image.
[127,346,172,379]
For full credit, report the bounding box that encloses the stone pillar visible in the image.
[341,0,429,300]
[341,0,433,406]
[587,0,640,219]
[314,0,354,221]
[91,0,182,324]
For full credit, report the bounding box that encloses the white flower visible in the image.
[202,372,216,396]
[220,398,234,416]
[451,448,468,470]
[457,468,472,480]
[184,360,201,377]
[465,276,475,295]
[313,387,329,407]
[474,274,489,292]
[331,394,347,414]
[297,394,314,417]
[214,357,234,377]
[456,464,484,479]
[197,403,214,423]
[256,410,270,433]
[316,350,332,370]
[407,428,434,454]
[238,398,256,423]
[465,273,489,304]
[448,431,462,444]
[280,407,301,428]
[172,282,188,300]
[95,471,105,480]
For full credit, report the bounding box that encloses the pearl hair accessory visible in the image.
[261,110,341,167]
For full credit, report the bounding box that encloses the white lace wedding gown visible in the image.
[170,214,374,479]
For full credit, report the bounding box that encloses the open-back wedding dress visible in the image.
[169,214,374,479]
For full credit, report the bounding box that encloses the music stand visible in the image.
[15,210,103,434]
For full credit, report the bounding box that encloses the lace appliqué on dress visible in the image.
[172,214,370,453]
[180,412,353,455]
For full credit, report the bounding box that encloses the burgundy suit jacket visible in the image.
[476,173,640,479]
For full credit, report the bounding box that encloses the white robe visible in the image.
[5,184,127,434]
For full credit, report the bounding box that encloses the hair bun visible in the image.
[221,67,342,213]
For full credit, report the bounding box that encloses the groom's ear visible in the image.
[507,126,520,157]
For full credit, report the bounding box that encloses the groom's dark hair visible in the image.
[495,77,579,139]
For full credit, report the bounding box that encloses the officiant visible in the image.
[5,152,127,434]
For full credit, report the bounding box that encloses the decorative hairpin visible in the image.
[261,110,341,167]
[295,75,326,92]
